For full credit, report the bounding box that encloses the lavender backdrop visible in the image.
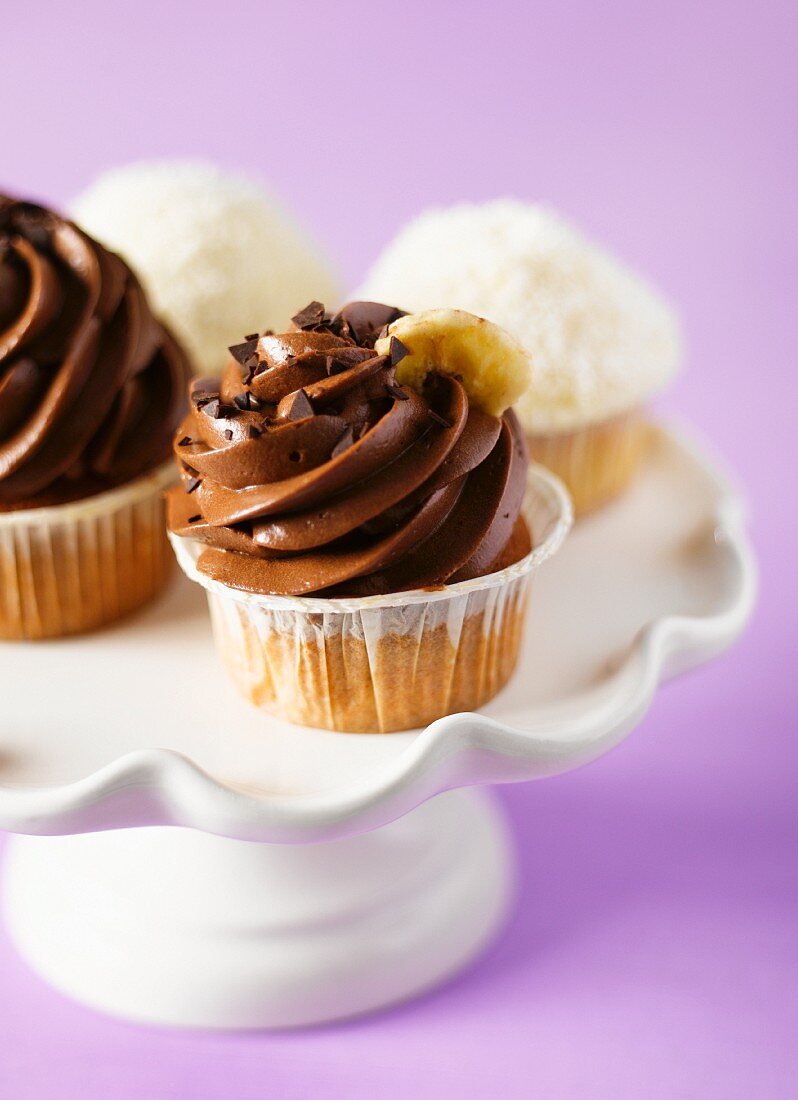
[2,1,796,1096]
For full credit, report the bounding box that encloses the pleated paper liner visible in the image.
[0,463,176,641]
[526,409,650,516]
[170,464,572,733]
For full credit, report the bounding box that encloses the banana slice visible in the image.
[375,309,531,417]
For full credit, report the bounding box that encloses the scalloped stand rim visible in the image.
[0,422,755,1028]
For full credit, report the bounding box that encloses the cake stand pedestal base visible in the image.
[1,788,512,1029]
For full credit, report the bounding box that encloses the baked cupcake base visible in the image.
[525,410,650,516]
[207,576,530,733]
[0,464,176,641]
[169,465,571,734]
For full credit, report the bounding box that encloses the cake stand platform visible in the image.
[0,423,754,1029]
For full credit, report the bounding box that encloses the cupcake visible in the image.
[358,200,681,514]
[72,161,341,377]
[0,195,190,639]
[167,301,571,733]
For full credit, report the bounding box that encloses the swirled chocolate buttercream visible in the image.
[0,196,189,508]
[167,302,530,596]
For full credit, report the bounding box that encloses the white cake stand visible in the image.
[0,423,754,1029]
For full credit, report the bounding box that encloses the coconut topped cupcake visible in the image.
[359,199,681,434]
[360,200,682,514]
[0,195,189,509]
[71,161,341,377]
[167,301,532,597]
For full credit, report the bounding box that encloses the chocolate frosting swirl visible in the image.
[167,302,530,596]
[0,196,190,508]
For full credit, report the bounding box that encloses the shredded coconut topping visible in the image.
[359,200,681,432]
[72,161,340,377]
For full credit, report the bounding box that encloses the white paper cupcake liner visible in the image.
[170,464,572,733]
[526,409,649,515]
[0,462,176,641]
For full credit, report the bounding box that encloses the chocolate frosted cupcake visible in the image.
[0,196,190,639]
[168,302,571,732]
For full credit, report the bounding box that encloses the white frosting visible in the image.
[72,161,340,376]
[358,200,681,432]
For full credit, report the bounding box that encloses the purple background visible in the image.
[2,1,796,1096]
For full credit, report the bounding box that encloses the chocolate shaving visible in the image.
[331,426,354,459]
[389,336,410,366]
[191,378,220,406]
[185,476,201,494]
[248,425,262,439]
[328,312,357,343]
[428,409,451,429]
[291,301,326,329]
[279,388,315,421]
[187,514,202,524]
[323,350,359,376]
[244,332,259,341]
[178,436,194,447]
[228,338,259,365]
[336,303,407,347]
[204,400,237,419]
[385,382,409,401]
[233,391,260,411]
[224,429,233,440]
